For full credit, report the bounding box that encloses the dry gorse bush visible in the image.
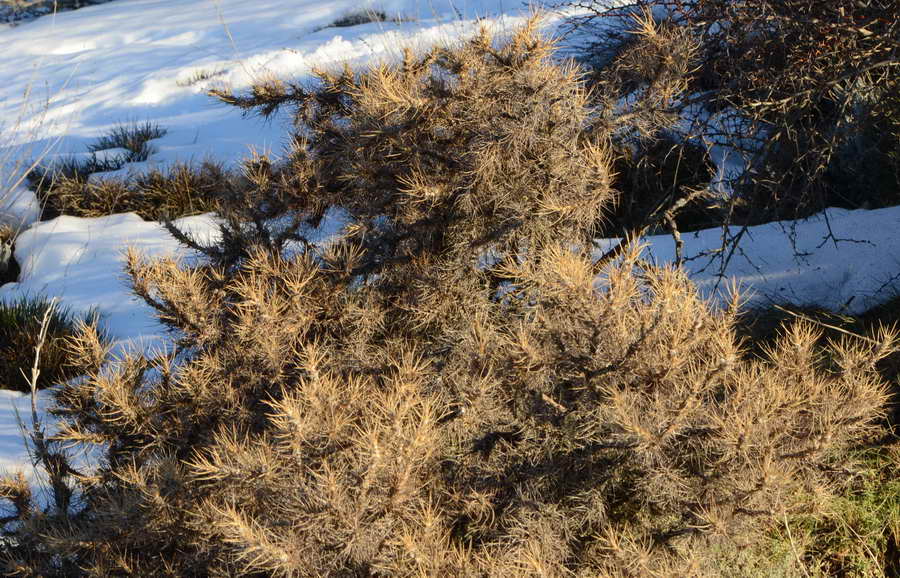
[1,21,897,576]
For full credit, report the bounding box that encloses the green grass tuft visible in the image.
[0,297,101,393]
[88,121,167,163]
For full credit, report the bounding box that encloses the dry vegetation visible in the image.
[0,19,898,577]
[31,160,224,221]
[562,0,900,246]
[88,121,166,164]
[25,122,227,221]
[317,9,412,30]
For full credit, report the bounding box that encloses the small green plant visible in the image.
[0,297,100,393]
[807,446,900,576]
[728,446,900,577]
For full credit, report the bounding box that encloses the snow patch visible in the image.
[0,212,220,356]
[594,206,900,314]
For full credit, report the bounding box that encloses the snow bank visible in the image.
[0,211,217,481]
[0,186,41,230]
[0,212,219,354]
[0,389,51,482]
[599,206,900,314]
[0,0,551,177]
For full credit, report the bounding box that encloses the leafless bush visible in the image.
[0,21,896,576]
[609,135,717,235]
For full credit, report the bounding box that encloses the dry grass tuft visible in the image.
[32,160,225,221]
[24,122,225,221]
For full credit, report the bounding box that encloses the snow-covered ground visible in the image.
[599,206,900,313]
[0,0,545,178]
[0,0,898,484]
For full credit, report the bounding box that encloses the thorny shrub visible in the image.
[1,21,897,576]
